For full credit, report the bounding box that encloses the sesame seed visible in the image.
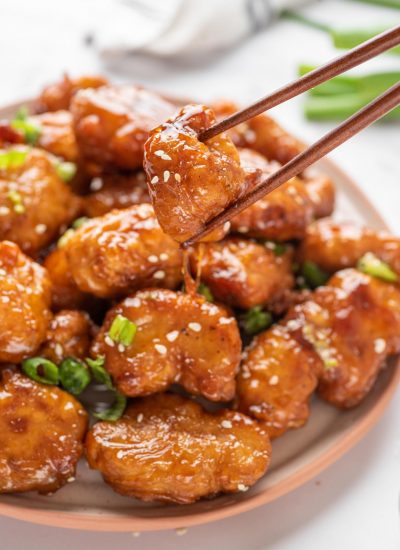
[67,477,75,483]
[154,150,165,157]
[153,270,165,279]
[221,420,232,429]
[250,380,259,388]
[159,252,169,261]
[176,528,187,536]
[116,450,124,459]
[223,221,231,232]
[162,153,172,161]
[137,413,144,423]
[269,375,279,385]
[55,343,63,358]
[0,206,10,216]
[219,317,232,325]
[166,330,179,342]
[237,226,249,233]
[237,484,249,492]
[118,343,125,353]
[0,269,6,276]
[90,177,103,191]
[174,173,181,182]
[105,335,115,347]
[188,322,201,332]
[163,170,170,182]
[374,338,386,354]
[35,223,47,234]
[148,255,158,263]
[151,176,159,184]
[155,344,167,355]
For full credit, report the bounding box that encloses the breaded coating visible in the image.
[35,74,108,113]
[40,310,94,363]
[237,324,319,439]
[237,268,400,436]
[0,241,52,363]
[213,100,303,165]
[72,85,175,170]
[84,171,150,218]
[190,237,294,309]
[85,393,271,504]
[0,368,87,494]
[299,219,400,274]
[43,247,90,311]
[230,149,314,241]
[64,204,182,299]
[0,147,82,256]
[143,104,245,242]
[92,289,241,401]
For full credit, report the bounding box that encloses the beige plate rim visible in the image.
[0,99,398,531]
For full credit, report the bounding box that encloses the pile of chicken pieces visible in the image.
[0,74,399,505]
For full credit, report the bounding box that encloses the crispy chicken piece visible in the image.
[34,74,108,113]
[143,104,246,242]
[0,147,82,256]
[64,204,182,299]
[237,324,319,439]
[85,393,271,504]
[92,289,241,401]
[213,100,303,165]
[237,268,400,436]
[30,110,79,162]
[84,171,150,218]
[0,368,87,494]
[0,241,52,363]
[299,219,400,274]
[230,149,314,241]
[190,237,294,309]
[314,269,400,407]
[40,310,94,363]
[43,247,90,311]
[72,85,175,170]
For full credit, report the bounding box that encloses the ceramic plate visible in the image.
[0,100,398,532]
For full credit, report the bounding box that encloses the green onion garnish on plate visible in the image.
[357,252,398,282]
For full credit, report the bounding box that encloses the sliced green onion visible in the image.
[301,261,330,289]
[108,315,137,346]
[22,357,59,385]
[72,217,89,229]
[0,149,28,170]
[59,358,91,395]
[357,252,398,283]
[11,107,41,145]
[7,190,25,214]
[56,161,77,182]
[240,306,272,336]
[197,282,214,302]
[93,392,127,422]
[57,228,75,248]
[86,357,113,390]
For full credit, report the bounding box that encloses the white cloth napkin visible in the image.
[86,0,314,62]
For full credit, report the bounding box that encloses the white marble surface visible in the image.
[0,0,399,548]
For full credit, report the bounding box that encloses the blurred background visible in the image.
[0,0,399,548]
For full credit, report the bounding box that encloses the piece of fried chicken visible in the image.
[237,268,400,438]
[144,104,246,242]
[63,204,182,299]
[0,368,87,494]
[92,289,241,401]
[0,241,52,363]
[85,393,271,504]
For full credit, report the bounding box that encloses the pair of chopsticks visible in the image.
[182,25,400,248]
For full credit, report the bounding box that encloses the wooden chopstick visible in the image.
[199,25,400,142]
[183,81,400,248]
